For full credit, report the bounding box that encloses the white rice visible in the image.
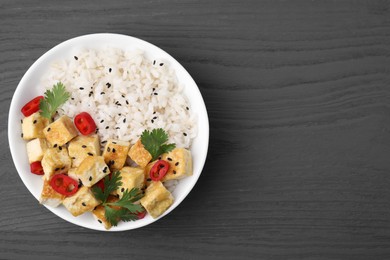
[41,47,197,150]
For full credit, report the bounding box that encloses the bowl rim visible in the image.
[8,33,209,231]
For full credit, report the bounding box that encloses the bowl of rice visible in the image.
[8,33,209,231]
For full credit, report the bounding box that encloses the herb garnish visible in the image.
[39,82,70,121]
[141,128,176,161]
[92,171,144,226]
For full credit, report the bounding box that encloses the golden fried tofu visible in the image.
[41,147,71,181]
[128,139,152,168]
[145,148,192,182]
[62,186,100,217]
[92,195,119,230]
[140,181,173,219]
[39,178,65,207]
[116,167,145,198]
[26,138,48,163]
[102,139,130,171]
[22,112,49,140]
[74,156,110,187]
[68,135,100,167]
[43,115,78,146]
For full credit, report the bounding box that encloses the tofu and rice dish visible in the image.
[19,47,196,229]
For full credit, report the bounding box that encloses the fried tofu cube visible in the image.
[140,181,174,219]
[26,138,48,163]
[43,115,78,146]
[74,156,110,187]
[22,112,49,140]
[62,186,100,217]
[41,147,71,180]
[145,148,192,182]
[128,139,152,168]
[92,196,119,230]
[39,179,65,207]
[68,135,100,167]
[102,139,130,171]
[116,167,145,198]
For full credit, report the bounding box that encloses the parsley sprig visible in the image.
[141,128,176,161]
[39,82,70,121]
[92,171,144,227]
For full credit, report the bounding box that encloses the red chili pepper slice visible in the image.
[21,96,44,117]
[74,112,96,135]
[150,160,170,181]
[49,174,79,196]
[30,161,44,175]
[137,210,147,219]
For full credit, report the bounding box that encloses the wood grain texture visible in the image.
[1,0,390,259]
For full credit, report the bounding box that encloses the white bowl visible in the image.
[8,33,209,231]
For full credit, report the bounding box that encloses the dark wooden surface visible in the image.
[2,0,390,259]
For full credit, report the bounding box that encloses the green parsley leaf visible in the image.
[92,171,122,203]
[39,82,70,121]
[140,128,176,160]
[92,171,144,227]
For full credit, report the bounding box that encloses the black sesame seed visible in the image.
[153,111,156,114]
[117,114,121,117]
[154,93,158,96]
[105,126,109,129]
[89,176,92,181]
[74,56,78,60]
[121,94,125,98]
[95,128,99,134]
[153,60,156,65]
[88,152,93,156]
[123,118,126,123]
[167,157,172,161]
[21,119,23,124]
[152,88,155,91]
[159,63,164,66]
[100,119,104,123]
[47,127,51,132]
[186,106,189,110]
[109,68,112,73]
[33,120,37,124]
[112,141,117,144]
[115,127,120,129]
[101,140,107,144]
[106,83,111,88]
[82,202,86,207]
[121,188,124,192]
[153,116,157,120]
[103,167,108,173]
[82,145,87,148]
[100,92,105,95]
[112,148,116,153]
[71,97,75,100]
[173,170,177,174]
[89,92,93,97]
[175,162,179,166]
[125,100,129,105]
[53,144,58,148]
[79,87,84,90]
[183,132,187,136]
[151,119,154,123]
[21,133,23,138]
[59,146,63,151]
[78,179,83,188]
[107,147,111,152]
[93,206,97,210]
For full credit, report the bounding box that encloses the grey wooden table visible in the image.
[2,0,390,259]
